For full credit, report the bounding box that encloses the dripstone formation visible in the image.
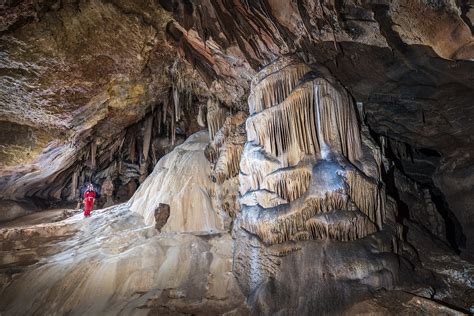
[233,57,402,313]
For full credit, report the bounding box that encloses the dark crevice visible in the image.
[429,186,466,252]
[417,147,441,157]
[366,125,465,252]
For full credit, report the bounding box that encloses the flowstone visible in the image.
[233,57,403,313]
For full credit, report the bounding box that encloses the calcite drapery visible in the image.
[239,57,387,245]
[234,57,401,313]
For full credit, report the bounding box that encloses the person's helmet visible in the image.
[87,183,94,191]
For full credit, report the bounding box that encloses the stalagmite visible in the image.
[130,131,224,232]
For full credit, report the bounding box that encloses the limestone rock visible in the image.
[130,131,224,233]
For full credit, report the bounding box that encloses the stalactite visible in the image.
[345,170,384,229]
[247,82,318,164]
[206,98,227,141]
[90,140,97,170]
[240,189,288,208]
[69,169,78,200]
[261,167,311,202]
[240,190,356,245]
[168,59,193,132]
[380,135,387,156]
[129,137,136,163]
[162,97,168,131]
[214,143,244,184]
[139,116,153,183]
[305,212,377,242]
[173,85,180,122]
[206,112,247,184]
[239,146,287,196]
[171,100,176,146]
[142,117,153,161]
[197,103,207,127]
[316,79,362,162]
[247,78,362,165]
[249,62,310,114]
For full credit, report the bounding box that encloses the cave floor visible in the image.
[0,208,80,229]
[0,205,473,314]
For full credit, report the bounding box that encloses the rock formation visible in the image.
[130,131,224,232]
[232,57,402,313]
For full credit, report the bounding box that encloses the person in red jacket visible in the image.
[83,183,96,217]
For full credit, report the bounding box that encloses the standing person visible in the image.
[83,183,96,217]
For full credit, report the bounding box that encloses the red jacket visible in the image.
[83,190,96,205]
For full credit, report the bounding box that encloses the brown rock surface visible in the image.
[154,203,170,232]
